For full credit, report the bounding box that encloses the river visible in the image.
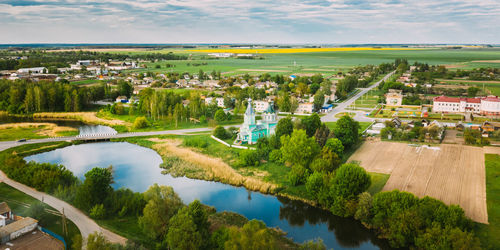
[25,141,391,249]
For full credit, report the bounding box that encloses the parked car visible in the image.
[17,138,26,142]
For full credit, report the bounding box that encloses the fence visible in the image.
[39,227,67,250]
[210,135,256,150]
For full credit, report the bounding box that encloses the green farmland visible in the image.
[124,48,500,76]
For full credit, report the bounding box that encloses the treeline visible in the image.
[0,79,133,114]
[0,50,188,70]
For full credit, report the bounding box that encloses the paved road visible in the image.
[0,170,127,245]
[0,126,218,152]
[321,70,395,122]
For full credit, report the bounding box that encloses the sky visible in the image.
[0,0,499,44]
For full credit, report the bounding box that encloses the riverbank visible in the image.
[0,122,78,141]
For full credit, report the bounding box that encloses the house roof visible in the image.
[0,217,38,237]
[483,96,500,102]
[0,202,11,215]
[433,96,481,103]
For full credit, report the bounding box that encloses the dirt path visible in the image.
[0,170,127,245]
[349,141,488,223]
[150,138,277,193]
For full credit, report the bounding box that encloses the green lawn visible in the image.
[325,121,372,133]
[367,172,390,195]
[475,154,500,249]
[0,183,81,249]
[70,79,102,85]
[0,127,48,141]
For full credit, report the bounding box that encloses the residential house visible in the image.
[0,202,13,227]
[253,100,270,112]
[204,97,225,108]
[116,96,128,103]
[296,103,314,114]
[385,89,403,106]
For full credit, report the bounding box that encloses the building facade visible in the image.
[235,100,277,145]
[432,95,500,115]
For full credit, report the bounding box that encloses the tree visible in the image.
[309,83,321,95]
[324,138,344,159]
[214,109,227,122]
[275,117,293,138]
[415,224,480,250]
[139,184,183,239]
[467,87,480,97]
[90,204,106,219]
[187,200,210,247]
[75,167,113,210]
[313,91,325,112]
[331,163,371,200]
[133,116,149,129]
[333,115,359,148]
[27,202,47,224]
[225,220,276,250]
[306,172,324,198]
[86,232,113,250]
[117,80,133,98]
[167,207,202,250]
[214,126,230,139]
[280,129,320,168]
[301,113,321,137]
[354,192,373,224]
[313,124,331,147]
[290,97,299,114]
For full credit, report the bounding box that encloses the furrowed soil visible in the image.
[349,141,488,223]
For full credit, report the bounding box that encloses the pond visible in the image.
[25,142,390,249]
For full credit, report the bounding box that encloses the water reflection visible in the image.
[25,142,390,249]
[78,125,117,136]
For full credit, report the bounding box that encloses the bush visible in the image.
[133,116,149,129]
[288,165,309,186]
[214,109,227,122]
[214,126,230,139]
[269,149,282,163]
[90,204,106,219]
[238,150,261,167]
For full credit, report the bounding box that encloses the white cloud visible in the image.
[0,0,498,43]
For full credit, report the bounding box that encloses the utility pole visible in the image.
[62,208,68,236]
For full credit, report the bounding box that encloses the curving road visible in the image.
[0,170,127,245]
[321,70,395,122]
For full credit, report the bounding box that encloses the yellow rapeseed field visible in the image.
[188,47,422,54]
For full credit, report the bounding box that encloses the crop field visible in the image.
[435,79,500,96]
[348,141,488,223]
[123,48,500,75]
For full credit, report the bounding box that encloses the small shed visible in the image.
[0,217,38,244]
[115,96,128,103]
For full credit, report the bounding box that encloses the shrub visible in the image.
[214,109,227,122]
[269,149,282,163]
[90,204,106,219]
[239,150,261,167]
[133,116,149,129]
[214,126,230,139]
[288,165,309,186]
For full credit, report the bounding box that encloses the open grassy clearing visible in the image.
[0,123,78,141]
[475,154,500,249]
[349,89,382,110]
[349,141,488,223]
[0,182,81,248]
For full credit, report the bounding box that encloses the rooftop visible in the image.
[0,202,11,215]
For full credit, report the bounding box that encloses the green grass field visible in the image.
[349,89,383,110]
[0,127,47,141]
[70,79,103,85]
[0,183,81,249]
[325,121,372,133]
[123,48,500,76]
[475,154,500,249]
[367,173,390,195]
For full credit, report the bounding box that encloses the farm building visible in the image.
[0,217,38,244]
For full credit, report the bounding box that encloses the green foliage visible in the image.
[214,126,230,140]
[280,129,320,168]
[330,163,371,217]
[183,137,209,148]
[415,224,481,250]
[27,202,48,224]
[354,192,372,224]
[133,116,149,129]
[75,167,113,211]
[139,184,184,240]
[72,234,83,250]
[86,232,116,250]
[275,117,294,138]
[269,149,282,163]
[305,172,324,198]
[214,109,227,122]
[210,227,230,250]
[299,239,326,250]
[167,207,203,250]
[225,220,277,250]
[90,204,106,219]
[0,155,77,193]
[238,150,261,167]
[313,124,331,147]
[333,115,360,148]
[301,113,321,137]
[288,165,309,186]
[324,138,344,159]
